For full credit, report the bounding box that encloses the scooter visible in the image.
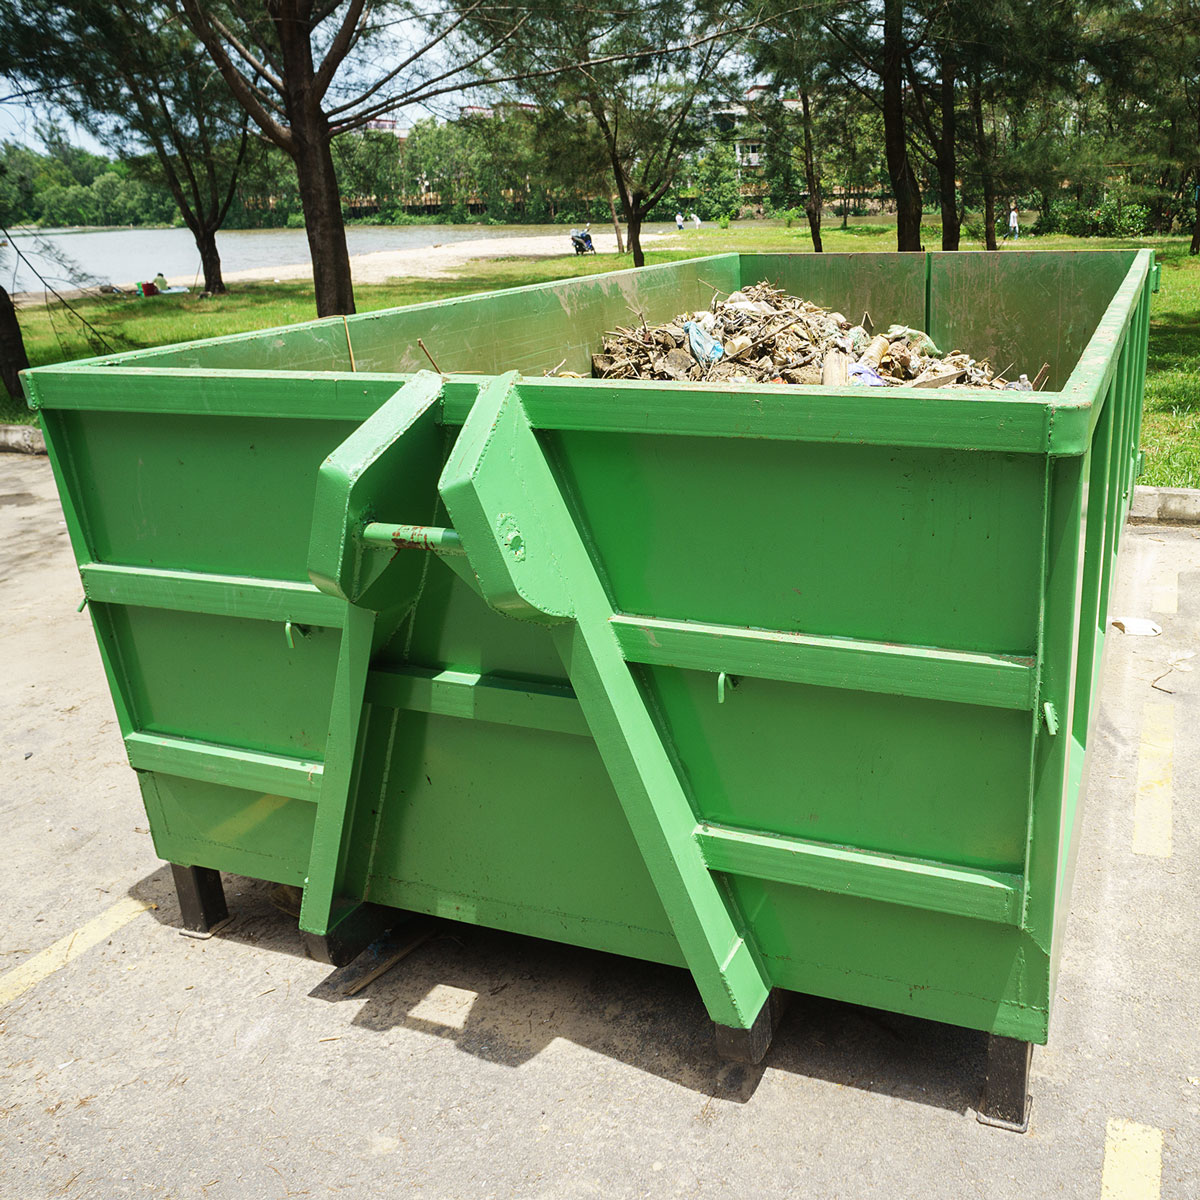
[570,225,596,254]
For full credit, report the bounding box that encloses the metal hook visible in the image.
[284,621,311,650]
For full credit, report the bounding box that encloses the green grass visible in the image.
[5,220,1200,490]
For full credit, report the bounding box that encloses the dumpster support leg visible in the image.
[440,375,775,1052]
[170,864,228,934]
[978,1034,1031,1132]
[714,989,788,1064]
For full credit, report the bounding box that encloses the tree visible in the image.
[761,0,923,250]
[691,142,743,221]
[0,162,31,405]
[749,5,836,252]
[174,0,549,314]
[0,1,249,294]
[469,1,740,266]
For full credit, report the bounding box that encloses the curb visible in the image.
[0,423,45,455]
[1128,485,1200,525]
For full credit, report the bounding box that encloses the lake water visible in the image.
[0,222,671,294]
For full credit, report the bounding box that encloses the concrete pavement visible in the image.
[1,451,1197,1199]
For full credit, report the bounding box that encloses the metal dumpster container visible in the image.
[24,250,1155,1129]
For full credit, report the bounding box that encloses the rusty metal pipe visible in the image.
[360,522,465,555]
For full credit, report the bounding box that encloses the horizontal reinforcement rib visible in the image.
[611,615,1036,710]
[440,378,1058,454]
[696,823,1021,925]
[81,563,346,627]
[125,732,323,802]
[366,666,590,737]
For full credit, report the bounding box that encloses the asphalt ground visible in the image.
[2,451,1197,1200]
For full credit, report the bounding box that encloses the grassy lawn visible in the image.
[5,220,1198,489]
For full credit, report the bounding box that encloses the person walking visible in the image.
[675,211,685,231]
[1006,205,1019,241]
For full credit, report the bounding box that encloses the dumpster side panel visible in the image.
[644,670,1032,869]
[928,251,1136,392]
[55,409,359,581]
[748,886,1049,1041]
[103,605,341,758]
[356,708,683,965]
[550,432,1046,654]
[34,385,374,898]
[139,774,315,888]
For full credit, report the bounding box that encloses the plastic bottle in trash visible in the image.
[683,320,724,363]
[1004,373,1033,392]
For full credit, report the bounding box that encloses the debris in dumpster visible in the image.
[591,282,1023,390]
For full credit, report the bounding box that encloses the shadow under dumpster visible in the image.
[306,913,983,1115]
[129,869,981,1114]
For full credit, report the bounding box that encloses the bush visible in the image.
[1036,197,1151,239]
[1095,198,1151,238]
[285,211,305,229]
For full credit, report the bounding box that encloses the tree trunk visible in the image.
[938,56,960,251]
[1190,177,1200,255]
[609,195,625,254]
[800,93,823,253]
[883,0,922,251]
[627,206,645,267]
[971,79,998,251]
[0,284,30,404]
[194,224,226,294]
[1192,107,1200,254]
[294,129,355,315]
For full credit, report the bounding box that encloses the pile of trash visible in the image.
[589,282,1045,392]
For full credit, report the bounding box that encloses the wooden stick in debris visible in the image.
[1032,362,1051,391]
[911,370,965,388]
[416,338,443,373]
[822,348,848,387]
[342,316,357,373]
[725,315,801,363]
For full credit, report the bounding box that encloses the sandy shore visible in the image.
[218,229,669,287]
[10,229,672,305]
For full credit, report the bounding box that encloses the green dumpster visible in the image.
[24,250,1155,1129]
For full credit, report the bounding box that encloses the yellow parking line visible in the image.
[1133,702,1173,858]
[1101,1118,1163,1200]
[0,896,152,1007]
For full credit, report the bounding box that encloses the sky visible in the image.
[0,91,106,155]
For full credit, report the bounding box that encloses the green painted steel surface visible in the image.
[24,250,1153,1046]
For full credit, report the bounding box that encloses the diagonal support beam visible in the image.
[439,375,772,1034]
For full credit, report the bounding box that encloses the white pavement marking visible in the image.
[1101,1118,1163,1200]
[0,896,153,1007]
[1134,702,1174,858]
